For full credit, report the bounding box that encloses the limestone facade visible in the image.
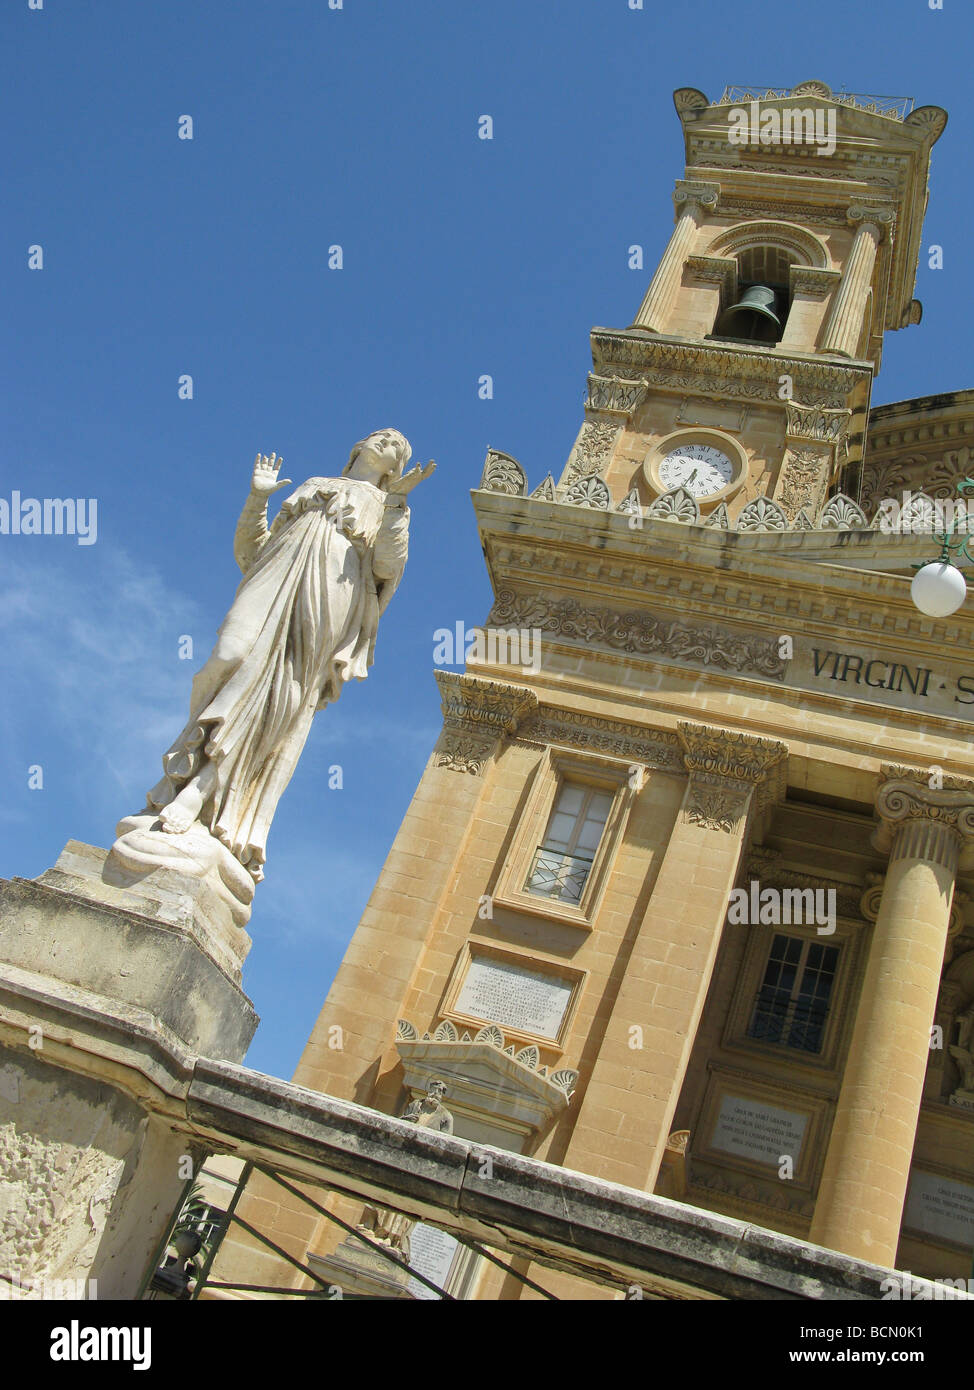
[213,82,974,1299]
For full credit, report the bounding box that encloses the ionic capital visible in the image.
[673,180,720,217]
[847,204,896,242]
[873,764,974,870]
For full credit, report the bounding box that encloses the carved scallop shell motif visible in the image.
[432,1020,459,1042]
[550,1068,579,1095]
[819,492,868,531]
[736,496,788,532]
[563,476,611,510]
[645,487,700,525]
[480,448,527,496]
[473,1024,505,1048]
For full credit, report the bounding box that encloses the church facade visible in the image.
[213,81,974,1299]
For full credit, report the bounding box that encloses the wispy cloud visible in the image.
[0,548,202,810]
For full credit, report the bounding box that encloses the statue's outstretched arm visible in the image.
[374,459,435,613]
[233,453,292,574]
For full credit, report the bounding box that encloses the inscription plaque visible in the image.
[455,957,574,1039]
[711,1094,808,1166]
[904,1170,974,1248]
[407,1224,459,1301]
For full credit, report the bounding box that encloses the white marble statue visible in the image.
[110,431,433,927]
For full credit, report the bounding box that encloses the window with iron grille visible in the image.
[525,781,613,904]
[747,933,839,1055]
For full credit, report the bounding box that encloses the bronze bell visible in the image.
[714,283,783,343]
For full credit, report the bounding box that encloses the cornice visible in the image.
[589,330,872,411]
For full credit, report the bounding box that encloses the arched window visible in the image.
[706,222,829,347]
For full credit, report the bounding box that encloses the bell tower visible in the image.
[216,83,974,1301]
[547,80,944,532]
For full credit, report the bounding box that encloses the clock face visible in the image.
[657,443,737,499]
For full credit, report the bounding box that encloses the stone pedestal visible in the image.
[0,841,259,1299]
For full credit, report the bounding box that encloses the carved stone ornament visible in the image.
[357,1077,454,1263]
[792,509,814,530]
[563,420,620,486]
[685,784,751,834]
[518,707,682,771]
[873,765,974,870]
[785,401,852,443]
[563,475,611,510]
[820,492,869,530]
[673,179,720,215]
[673,88,710,122]
[530,474,556,501]
[777,448,830,521]
[480,448,528,496]
[705,502,729,529]
[616,487,642,517]
[678,723,788,789]
[488,590,787,679]
[436,734,492,776]
[590,331,870,413]
[745,846,863,920]
[736,496,789,532]
[436,671,538,738]
[645,487,700,525]
[847,204,896,240]
[585,375,649,418]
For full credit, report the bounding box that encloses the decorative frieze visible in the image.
[488,589,788,679]
[518,707,682,771]
[590,332,870,412]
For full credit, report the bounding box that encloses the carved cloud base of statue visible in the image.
[109,812,256,926]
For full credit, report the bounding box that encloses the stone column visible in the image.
[820,206,894,358]
[562,724,786,1191]
[630,181,720,333]
[810,767,974,1266]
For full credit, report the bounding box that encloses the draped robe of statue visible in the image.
[144,476,410,884]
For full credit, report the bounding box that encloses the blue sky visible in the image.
[3,0,972,1079]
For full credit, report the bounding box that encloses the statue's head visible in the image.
[426,1078,448,1102]
[343,429,411,490]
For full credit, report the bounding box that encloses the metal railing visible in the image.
[717,86,914,121]
[143,1162,558,1302]
[525,846,593,904]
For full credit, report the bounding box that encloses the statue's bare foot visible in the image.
[159,784,204,835]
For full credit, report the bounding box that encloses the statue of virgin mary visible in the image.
[110,430,433,926]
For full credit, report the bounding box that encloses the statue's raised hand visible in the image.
[386,460,436,497]
[250,453,293,497]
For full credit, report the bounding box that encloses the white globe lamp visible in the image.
[910,562,967,618]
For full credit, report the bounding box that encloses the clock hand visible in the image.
[685,468,698,487]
